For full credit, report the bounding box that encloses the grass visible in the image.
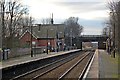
[107,52,120,79]
[109,52,119,64]
[114,53,120,65]
[111,74,120,78]
[112,53,120,79]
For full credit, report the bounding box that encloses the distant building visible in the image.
[19,24,65,51]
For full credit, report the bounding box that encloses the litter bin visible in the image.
[3,49,9,60]
[4,49,8,60]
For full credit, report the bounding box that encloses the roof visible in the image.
[20,24,65,39]
[19,30,37,39]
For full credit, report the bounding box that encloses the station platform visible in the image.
[1,49,80,69]
[85,49,119,79]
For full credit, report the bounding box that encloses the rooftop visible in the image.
[20,24,65,39]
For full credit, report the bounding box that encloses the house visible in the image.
[19,24,65,52]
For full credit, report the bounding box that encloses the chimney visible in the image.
[51,13,54,24]
[38,24,41,31]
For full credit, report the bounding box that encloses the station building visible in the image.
[19,24,65,52]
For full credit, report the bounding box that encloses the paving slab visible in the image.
[86,49,99,79]
[85,49,119,79]
[99,50,118,78]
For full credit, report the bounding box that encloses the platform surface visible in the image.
[1,49,80,69]
[86,49,118,79]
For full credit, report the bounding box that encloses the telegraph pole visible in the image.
[110,12,116,58]
[1,1,5,60]
[70,29,73,48]
[112,12,116,58]
[30,17,33,57]
[46,29,48,54]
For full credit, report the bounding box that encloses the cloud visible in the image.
[22,0,110,35]
[83,26,103,35]
[53,2,109,20]
[22,0,109,20]
[77,10,109,20]
[78,19,105,35]
[55,2,107,11]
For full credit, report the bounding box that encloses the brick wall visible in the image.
[20,32,36,47]
[20,32,56,48]
[37,39,56,48]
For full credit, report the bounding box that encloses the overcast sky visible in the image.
[21,0,114,35]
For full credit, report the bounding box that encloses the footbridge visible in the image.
[66,35,108,49]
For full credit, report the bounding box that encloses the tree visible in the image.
[18,15,34,34]
[102,26,109,36]
[64,17,83,37]
[41,18,51,24]
[63,17,83,47]
[106,0,120,57]
[0,0,29,48]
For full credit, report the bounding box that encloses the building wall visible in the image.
[20,32,56,48]
[20,32,36,47]
[37,39,56,48]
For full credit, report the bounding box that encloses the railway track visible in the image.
[11,51,86,80]
[59,51,93,79]
[11,50,94,80]
[33,51,93,80]
[2,50,80,79]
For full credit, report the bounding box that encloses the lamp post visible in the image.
[1,3,5,60]
[110,12,116,58]
[47,29,48,54]
[32,41,36,56]
[1,2,5,60]
[30,16,33,57]
[56,31,58,52]
[70,29,73,49]
[113,15,115,58]
[59,32,63,51]
[46,28,53,54]
[56,31,63,52]
[109,27,112,54]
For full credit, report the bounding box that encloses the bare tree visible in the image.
[41,18,51,24]
[106,0,120,56]
[0,0,29,48]
[63,17,83,47]
[102,27,109,36]
[64,17,83,37]
[7,0,28,36]
[18,15,34,34]
[41,18,45,24]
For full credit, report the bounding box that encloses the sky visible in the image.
[21,0,113,35]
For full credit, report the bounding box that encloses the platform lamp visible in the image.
[110,12,116,58]
[46,28,53,54]
[30,16,33,57]
[46,29,48,54]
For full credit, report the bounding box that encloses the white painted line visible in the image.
[82,51,96,80]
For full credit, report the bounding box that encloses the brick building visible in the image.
[19,24,65,51]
